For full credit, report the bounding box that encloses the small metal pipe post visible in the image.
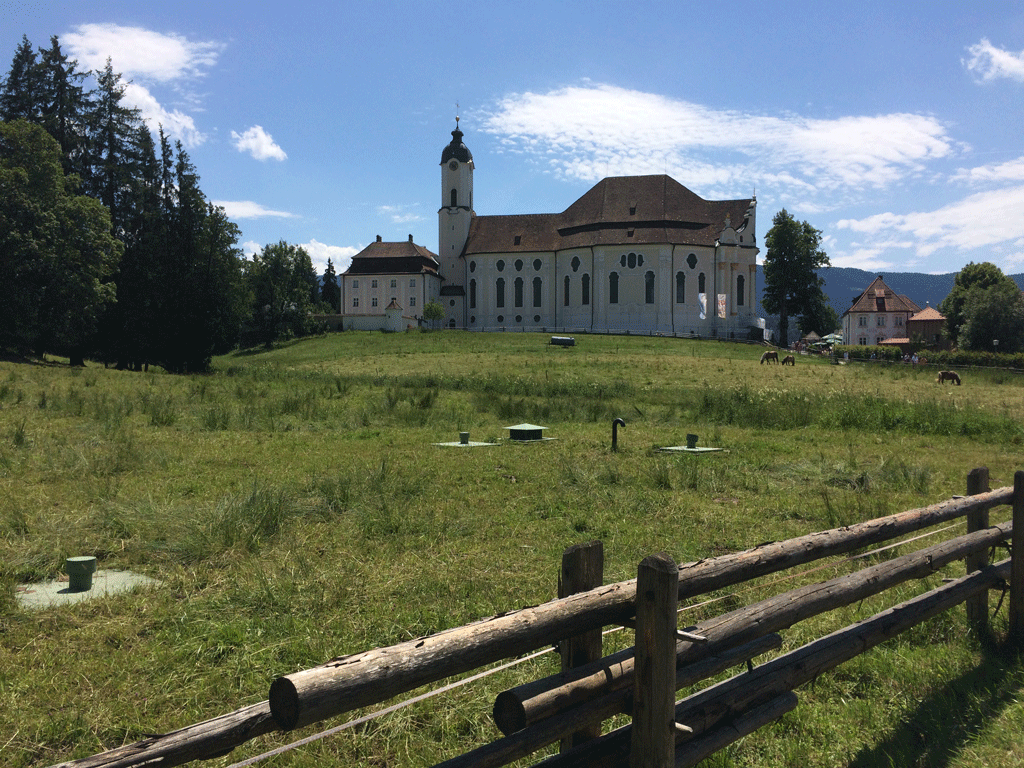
[612,418,626,452]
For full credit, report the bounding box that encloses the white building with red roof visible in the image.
[841,276,922,347]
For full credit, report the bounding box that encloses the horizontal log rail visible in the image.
[533,559,1012,768]
[492,520,1013,736]
[270,488,1011,731]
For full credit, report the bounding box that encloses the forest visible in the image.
[0,34,337,372]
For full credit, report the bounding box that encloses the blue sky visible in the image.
[5,1,1024,278]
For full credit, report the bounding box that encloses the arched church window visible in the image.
[533,277,542,307]
[628,253,636,269]
[515,259,523,272]
[533,259,542,271]
[514,277,524,307]
[564,276,570,306]
[620,254,627,268]
[582,274,590,305]
[645,271,655,304]
[496,278,505,308]
[737,275,745,307]
[470,279,476,309]
[698,272,706,294]
[638,253,644,267]
[571,256,581,273]
[496,259,505,272]
[609,272,619,304]
[469,261,476,273]
[676,272,685,303]
[450,189,457,207]
[687,253,698,270]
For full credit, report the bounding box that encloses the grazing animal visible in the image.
[937,370,961,385]
[781,354,795,366]
[760,350,779,365]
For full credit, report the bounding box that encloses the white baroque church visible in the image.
[341,124,761,338]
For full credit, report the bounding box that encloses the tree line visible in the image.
[1,34,337,371]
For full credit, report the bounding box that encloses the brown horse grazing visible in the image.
[781,354,795,366]
[760,350,779,365]
[937,370,961,385]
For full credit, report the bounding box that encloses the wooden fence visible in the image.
[53,468,1024,768]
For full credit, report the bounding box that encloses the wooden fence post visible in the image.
[1010,471,1024,645]
[630,553,678,768]
[558,541,604,751]
[966,467,990,632]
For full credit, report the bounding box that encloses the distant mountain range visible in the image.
[755,266,1024,323]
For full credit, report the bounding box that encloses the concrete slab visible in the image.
[658,446,725,453]
[433,440,499,447]
[15,570,161,610]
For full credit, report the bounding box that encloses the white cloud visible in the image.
[63,23,223,81]
[231,126,287,162]
[124,82,205,148]
[300,239,361,274]
[952,156,1024,185]
[481,83,956,198]
[63,23,224,147]
[214,201,297,220]
[963,38,1024,83]
[377,204,423,224]
[835,185,1024,271]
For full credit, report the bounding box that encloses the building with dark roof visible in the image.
[436,124,762,336]
[338,234,441,329]
[841,275,922,346]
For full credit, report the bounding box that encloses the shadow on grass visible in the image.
[848,639,1024,768]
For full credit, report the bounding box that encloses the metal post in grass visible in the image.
[1010,471,1024,645]
[966,467,990,633]
[558,541,604,751]
[630,553,678,768]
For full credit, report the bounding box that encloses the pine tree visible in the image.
[0,35,42,122]
[37,36,89,180]
[321,258,340,312]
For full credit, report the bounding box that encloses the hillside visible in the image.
[755,265,1024,328]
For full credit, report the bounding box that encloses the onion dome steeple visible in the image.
[440,117,473,164]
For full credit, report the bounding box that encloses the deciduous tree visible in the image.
[245,241,321,347]
[938,261,1020,349]
[0,120,120,362]
[761,209,830,349]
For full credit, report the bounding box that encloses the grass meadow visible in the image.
[2,331,1024,767]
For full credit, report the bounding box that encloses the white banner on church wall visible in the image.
[699,293,706,320]
[718,294,727,319]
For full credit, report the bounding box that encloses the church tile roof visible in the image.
[464,175,754,254]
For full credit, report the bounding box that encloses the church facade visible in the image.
[437,125,761,337]
[339,125,762,337]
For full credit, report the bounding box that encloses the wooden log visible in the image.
[493,521,1012,735]
[674,487,1011,601]
[631,554,678,768]
[1010,471,1024,644]
[270,489,1011,732]
[531,559,1012,768]
[965,467,990,632]
[45,701,277,768]
[437,636,781,768]
[674,691,798,768]
[558,541,604,750]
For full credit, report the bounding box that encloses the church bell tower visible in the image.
[438,120,474,320]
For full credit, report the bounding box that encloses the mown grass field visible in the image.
[2,331,1024,767]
